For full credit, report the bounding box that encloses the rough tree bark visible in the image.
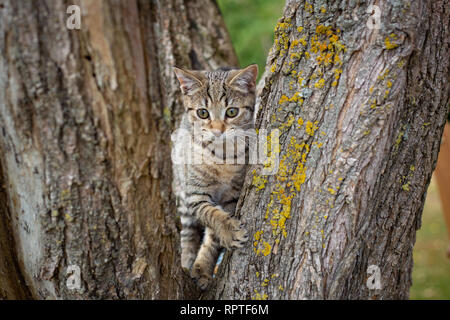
[0,0,237,299]
[210,0,449,299]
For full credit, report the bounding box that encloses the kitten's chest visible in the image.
[216,163,243,182]
[210,163,245,202]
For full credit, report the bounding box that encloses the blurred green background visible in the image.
[412,179,450,299]
[217,0,450,299]
[217,0,285,78]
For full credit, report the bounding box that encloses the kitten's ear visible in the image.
[173,67,204,95]
[227,64,258,93]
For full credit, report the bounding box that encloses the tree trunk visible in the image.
[0,0,237,299]
[210,0,449,299]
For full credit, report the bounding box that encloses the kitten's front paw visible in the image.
[181,253,196,272]
[191,263,212,291]
[219,218,248,250]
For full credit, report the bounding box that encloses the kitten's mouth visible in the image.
[202,129,223,141]
[201,129,250,150]
[209,130,237,142]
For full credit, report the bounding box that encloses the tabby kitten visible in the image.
[172,64,258,290]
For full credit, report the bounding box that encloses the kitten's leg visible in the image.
[191,227,220,290]
[179,197,202,271]
[222,199,238,218]
[180,218,202,271]
[187,196,248,250]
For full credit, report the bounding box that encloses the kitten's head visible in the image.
[173,64,258,140]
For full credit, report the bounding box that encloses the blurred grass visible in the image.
[217,0,285,78]
[218,0,450,300]
[410,178,450,299]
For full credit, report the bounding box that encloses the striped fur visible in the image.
[173,64,258,290]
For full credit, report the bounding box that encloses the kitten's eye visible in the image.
[225,107,239,118]
[196,108,210,119]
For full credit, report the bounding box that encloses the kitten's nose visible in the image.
[210,121,225,136]
[210,129,223,137]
